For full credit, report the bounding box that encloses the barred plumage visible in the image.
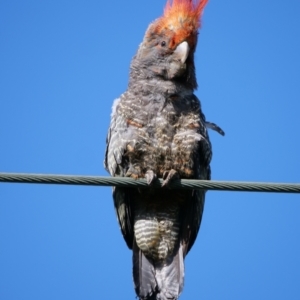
[104,1,223,299]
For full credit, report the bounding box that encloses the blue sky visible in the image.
[1,1,300,299]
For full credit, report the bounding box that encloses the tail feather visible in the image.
[156,245,184,300]
[133,241,157,299]
[133,241,185,300]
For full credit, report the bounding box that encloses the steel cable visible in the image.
[0,172,299,193]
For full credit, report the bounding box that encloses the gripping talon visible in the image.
[125,165,142,179]
[162,169,179,188]
[145,170,157,186]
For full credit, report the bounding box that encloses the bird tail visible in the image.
[133,241,184,300]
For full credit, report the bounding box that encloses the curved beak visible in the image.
[174,41,190,64]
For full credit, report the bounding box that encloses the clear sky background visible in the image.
[1,1,300,299]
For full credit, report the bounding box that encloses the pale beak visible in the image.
[174,41,190,64]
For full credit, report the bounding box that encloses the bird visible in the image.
[104,0,224,299]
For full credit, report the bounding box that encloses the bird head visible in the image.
[131,0,208,89]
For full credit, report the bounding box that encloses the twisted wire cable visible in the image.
[0,172,299,193]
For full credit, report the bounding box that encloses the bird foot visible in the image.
[145,170,157,186]
[162,169,179,188]
[125,166,142,180]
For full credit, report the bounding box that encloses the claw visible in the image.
[130,173,139,180]
[125,165,141,179]
[162,169,179,188]
[162,170,169,181]
[145,170,157,186]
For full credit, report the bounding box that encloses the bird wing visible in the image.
[181,189,206,256]
[104,98,127,177]
[104,98,134,249]
[112,187,134,249]
[181,95,212,255]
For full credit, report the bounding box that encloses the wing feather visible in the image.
[104,97,134,249]
[181,95,211,255]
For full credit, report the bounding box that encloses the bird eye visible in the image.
[160,41,166,47]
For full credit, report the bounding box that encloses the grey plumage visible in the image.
[104,1,223,299]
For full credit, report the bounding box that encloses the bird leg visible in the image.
[162,169,179,188]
